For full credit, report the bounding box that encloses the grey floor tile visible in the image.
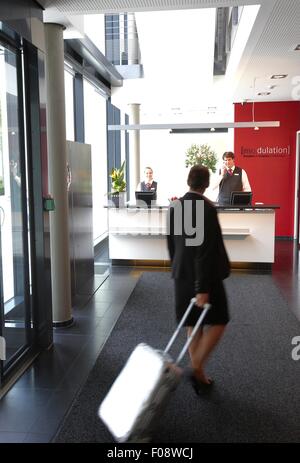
[0,431,27,443]
[55,353,98,391]
[101,310,121,323]
[74,301,112,318]
[92,292,115,304]
[53,316,103,335]
[100,276,138,289]
[93,287,136,305]
[0,388,52,432]
[14,336,90,390]
[29,389,76,435]
[23,432,53,443]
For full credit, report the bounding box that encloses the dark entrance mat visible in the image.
[54,272,300,443]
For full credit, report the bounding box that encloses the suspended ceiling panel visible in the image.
[233,0,300,102]
[39,0,269,15]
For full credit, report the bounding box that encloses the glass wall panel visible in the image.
[83,79,108,244]
[64,68,74,141]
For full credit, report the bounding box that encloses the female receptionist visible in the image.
[136,166,158,199]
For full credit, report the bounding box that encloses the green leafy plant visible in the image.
[109,161,126,193]
[185,143,218,173]
[0,177,4,196]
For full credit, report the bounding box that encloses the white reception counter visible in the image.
[107,205,279,267]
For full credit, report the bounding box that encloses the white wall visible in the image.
[139,129,234,203]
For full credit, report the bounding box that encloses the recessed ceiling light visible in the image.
[210,127,215,132]
[270,74,287,79]
[258,92,271,96]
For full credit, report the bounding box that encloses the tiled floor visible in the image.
[0,261,142,443]
[0,241,299,443]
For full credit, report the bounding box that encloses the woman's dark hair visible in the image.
[222,151,235,160]
[187,165,209,190]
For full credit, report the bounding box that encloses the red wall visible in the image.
[234,101,300,237]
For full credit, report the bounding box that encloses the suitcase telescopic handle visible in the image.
[163,298,211,365]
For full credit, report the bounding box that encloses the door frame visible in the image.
[0,34,33,384]
[294,131,300,246]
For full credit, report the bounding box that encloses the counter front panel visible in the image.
[107,205,278,265]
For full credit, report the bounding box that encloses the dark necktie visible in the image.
[228,169,233,176]
[146,183,151,190]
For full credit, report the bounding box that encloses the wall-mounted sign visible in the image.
[241,145,291,157]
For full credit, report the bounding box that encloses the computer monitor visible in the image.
[230,191,252,206]
[135,190,157,207]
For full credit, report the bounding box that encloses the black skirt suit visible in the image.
[167,192,230,326]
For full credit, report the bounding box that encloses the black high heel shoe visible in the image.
[189,373,214,396]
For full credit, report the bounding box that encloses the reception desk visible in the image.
[107,205,279,267]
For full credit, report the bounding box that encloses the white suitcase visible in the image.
[98,299,210,443]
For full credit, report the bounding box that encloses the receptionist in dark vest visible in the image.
[216,151,251,205]
[136,166,158,199]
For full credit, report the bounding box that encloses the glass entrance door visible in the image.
[0,40,32,383]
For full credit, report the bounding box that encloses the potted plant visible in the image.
[185,143,218,173]
[109,161,126,207]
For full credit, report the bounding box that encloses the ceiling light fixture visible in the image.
[257,91,271,96]
[108,121,280,131]
[270,74,287,79]
[170,128,229,134]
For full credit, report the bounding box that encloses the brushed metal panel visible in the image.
[67,141,94,303]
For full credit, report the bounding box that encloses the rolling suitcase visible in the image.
[98,298,210,443]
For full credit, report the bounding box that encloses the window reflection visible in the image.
[0,42,28,364]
